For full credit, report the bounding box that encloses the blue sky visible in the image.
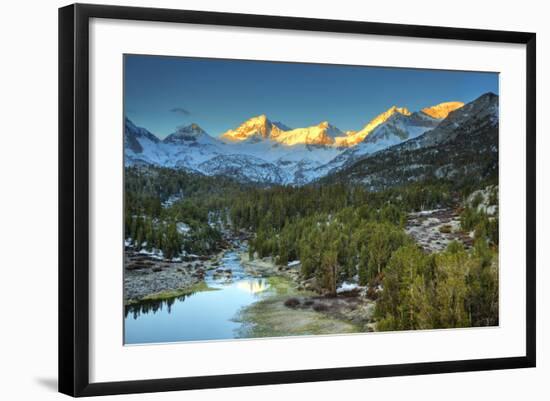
[124,54,498,138]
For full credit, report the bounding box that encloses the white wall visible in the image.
[0,0,547,399]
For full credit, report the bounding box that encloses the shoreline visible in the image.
[236,254,377,337]
[125,281,218,306]
[234,275,369,338]
[124,248,227,306]
[125,243,378,336]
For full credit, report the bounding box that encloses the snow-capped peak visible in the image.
[317,121,344,137]
[275,121,344,146]
[174,123,206,136]
[421,101,464,119]
[123,94,494,186]
[365,106,412,129]
[220,114,285,142]
[337,105,412,146]
[125,117,160,142]
[163,123,209,143]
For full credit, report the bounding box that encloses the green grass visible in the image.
[234,275,359,338]
[126,281,218,305]
[266,276,298,296]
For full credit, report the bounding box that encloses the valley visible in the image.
[123,93,500,343]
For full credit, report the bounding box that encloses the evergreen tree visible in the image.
[376,245,432,330]
[319,249,339,296]
[358,245,369,286]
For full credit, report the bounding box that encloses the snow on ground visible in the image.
[138,247,164,260]
[466,185,498,216]
[337,282,360,294]
[176,222,191,234]
[405,208,473,253]
[124,112,446,185]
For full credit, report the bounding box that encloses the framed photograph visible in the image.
[59,3,536,397]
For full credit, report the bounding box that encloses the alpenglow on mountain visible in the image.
[220,114,345,146]
[123,97,494,186]
[322,93,498,190]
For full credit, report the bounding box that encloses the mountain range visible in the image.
[124,95,497,187]
[322,92,499,190]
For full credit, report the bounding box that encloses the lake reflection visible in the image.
[124,252,269,344]
[235,279,269,294]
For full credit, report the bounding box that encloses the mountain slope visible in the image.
[198,154,287,184]
[309,109,442,179]
[406,93,497,149]
[321,93,498,190]
[124,97,480,186]
[124,121,226,169]
[124,118,165,166]
[338,106,412,146]
[421,101,464,119]
[220,115,287,143]
[163,123,212,144]
[220,115,346,147]
[275,121,345,146]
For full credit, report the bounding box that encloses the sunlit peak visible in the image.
[421,101,464,119]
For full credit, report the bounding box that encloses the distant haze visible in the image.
[124,55,499,139]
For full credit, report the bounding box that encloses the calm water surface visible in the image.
[124,251,269,344]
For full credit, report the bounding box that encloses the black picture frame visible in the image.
[58,3,536,397]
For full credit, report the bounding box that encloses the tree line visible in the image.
[227,178,499,329]
[124,167,242,258]
[124,165,499,329]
